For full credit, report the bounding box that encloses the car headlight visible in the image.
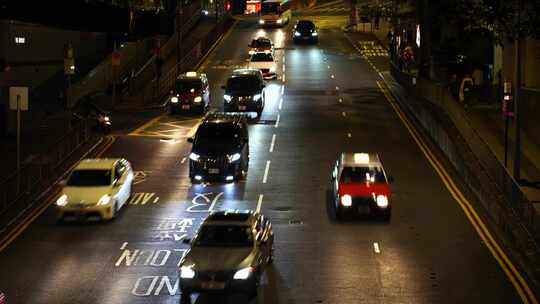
[294,31,301,37]
[253,94,262,101]
[259,19,265,24]
[224,94,232,102]
[277,18,282,24]
[193,96,202,103]
[104,116,110,122]
[228,153,241,162]
[56,194,68,207]
[98,194,111,205]
[340,194,352,207]
[249,50,255,55]
[171,96,179,103]
[376,195,389,208]
[312,32,318,36]
[233,267,254,280]
[189,152,200,161]
[180,266,195,279]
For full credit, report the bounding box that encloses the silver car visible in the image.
[179,210,274,302]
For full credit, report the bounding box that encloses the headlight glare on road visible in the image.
[228,153,241,162]
[189,153,200,161]
[253,94,262,101]
[98,194,111,205]
[376,195,389,208]
[56,194,68,207]
[171,96,179,103]
[340,194,352,207]
[233,267,253,280]
[224,94,232,102]
[294,31,301,37]
[194,96,202,103]
[180,266,195,279]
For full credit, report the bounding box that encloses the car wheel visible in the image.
[380,211,391,221]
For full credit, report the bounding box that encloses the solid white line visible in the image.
[275,114,280,128]
[281,85,285,95]
[282,74,286,82]
[373,242,381,254]
[278,97,283,110]
[256,194,264,213]
[120,242,128,250]
[263,160,271,183]
[269,134,276,152]
[181,157,186,164]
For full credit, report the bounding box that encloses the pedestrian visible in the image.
[459,74,474,108]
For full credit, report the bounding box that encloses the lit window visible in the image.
[15,37,25,44]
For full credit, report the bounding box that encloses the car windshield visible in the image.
[176,79,202,93]
[67,169,112,186]
[195,225,254,247]
[297,21,315,30]
[261,2,280,14]
[340,166,386,183]
[251,53,274,62]
[227,76,261,91]
[251,39,271,48]
[196,124,241,145]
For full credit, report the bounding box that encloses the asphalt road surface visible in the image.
[0,18,527,304]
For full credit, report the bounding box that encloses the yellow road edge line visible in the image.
[128,114,163,136]
[0,136,116,253]
[376,81,537,304]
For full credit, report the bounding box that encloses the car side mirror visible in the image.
[221,85,226,90]
[182,238,191,244]
[187,137,194,143]
[388,176,394,183]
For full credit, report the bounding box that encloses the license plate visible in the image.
[238,105,247,111]
[201,281,225,289]
[182,105,190,109]
[208,168,220,174]
[358,205,370,214]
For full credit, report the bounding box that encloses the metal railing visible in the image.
[0,121,93,220]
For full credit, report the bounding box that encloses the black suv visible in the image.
[222,69,266,118]
[293,20,318,43]
[187,113,249,182]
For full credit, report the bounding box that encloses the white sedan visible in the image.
[56,158,134,221]
[248,52,277,80]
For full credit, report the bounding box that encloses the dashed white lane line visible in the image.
[331,74,335,79]
[342,111,346,117]
[153,196,159,203]
[373,242,381,254]
[278,97,283,110]
[282,64,286,72]
[263,160,271,184]
[282,74,286,82]
[347,133,352,138]
[339,98,343,103]
[120,242,128,250]
[181,157,187,164]
[269,134,276,152]
[281,85,285,95]
[256,194,264,213]
[275,114,280,128]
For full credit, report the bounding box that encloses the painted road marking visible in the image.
[129,192,157,205]
[186,192,224,213]
[129,115,163,136]
[278,97,283,110]
[153,197,159,203]
[373,242,381,254]
[327,65,331,69]
[377,81,537,304]
[133,171,150,185]
[256,194,264,213]
[342,111,346,117]
[208,192,224,211]
[282,73,286,82]
[275,114,280,128]
[263,161,271,184]
[347,133,352,138]
[180,157,186,164]
[335,86,340,91]
[282,63,286,72]
[331,74,335,79]
[269,134,276,153]
[339,98,343,103]
[120,242,128,250]
[281,85,285,95]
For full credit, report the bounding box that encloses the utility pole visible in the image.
[513,0,522,183]
[177,0,184,77]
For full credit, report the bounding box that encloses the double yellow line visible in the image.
[377,81,537,304]
[0,136,116,253]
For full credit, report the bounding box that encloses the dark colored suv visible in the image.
[169,71,210,114]
[187,113,249,182]
[293,20,318,43]
[222,69,266,118]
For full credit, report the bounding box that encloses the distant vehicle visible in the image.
[187,113,250,183]
[259,0,291,26]
[72,94,112,134]
[293,20,318,43]
[56,158,134,221]
[168,71,210,115]
[248,37,274,55]
[179,210,274,302]
[248,52,277,80]
[330,153,393,220]
[222,69,266,117]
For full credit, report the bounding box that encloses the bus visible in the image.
[259,0,291,27]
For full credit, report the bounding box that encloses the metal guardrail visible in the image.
[388,66,540,270]
[0,121,92,219]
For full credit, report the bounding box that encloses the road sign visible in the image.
[112,50,121,66]
[9,87,28,111]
